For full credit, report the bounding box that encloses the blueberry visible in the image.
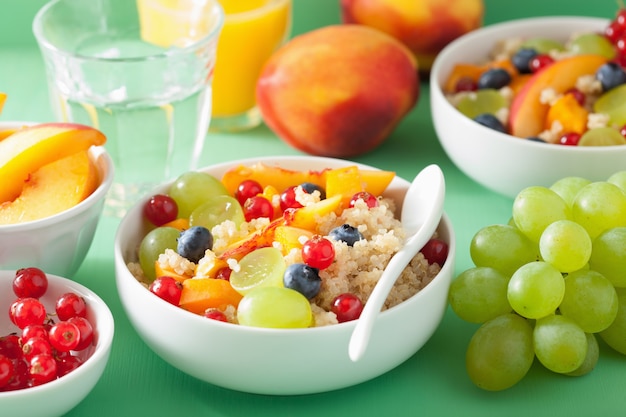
[473,113,507,133]
[511,48,538,74]
[283,263,321,299]
[596,62,626,91]
[177,226,213,263]
[477,68,512,90]
[300,182,326,199]
[329,224,363,247]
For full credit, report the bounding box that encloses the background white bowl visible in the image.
[0,270,114,417]
[114,156,455,395]
[0,122,114,277]
[430,16,626,199]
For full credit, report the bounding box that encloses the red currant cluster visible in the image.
[0,268,94,391]
[605,8,626,67]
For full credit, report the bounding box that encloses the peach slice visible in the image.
[179,278,243,314]
[274,225,315,255]
[325,166,364,207]
[283,194,343,232]
[218,217,284,261]
[0,123,106,203]
[0,151,99,225]
[509,54,607,138]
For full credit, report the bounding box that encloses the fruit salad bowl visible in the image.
[0,269,114,417]
[114,156,456,395]
[431,16,626,199]
[0,122,114,277]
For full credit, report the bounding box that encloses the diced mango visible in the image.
[195,256,229,278]
[545,93,589,135]
[179,278,243,314]
[155,261,190,283]
[162,217,190,231]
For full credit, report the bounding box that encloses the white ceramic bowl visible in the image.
[431,16,626,199]
[114,156,455,395]
[0,122,114,277]
[0,270,114,417]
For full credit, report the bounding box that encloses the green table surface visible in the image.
[2,0,625,416]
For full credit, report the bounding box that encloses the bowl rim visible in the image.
[0,121,114,231]
[430,15,625,152]
[114,155,456,334]
[0,271,114,398]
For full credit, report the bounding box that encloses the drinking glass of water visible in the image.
[33,0,224,217]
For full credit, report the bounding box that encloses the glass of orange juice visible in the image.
[210,0,292,132]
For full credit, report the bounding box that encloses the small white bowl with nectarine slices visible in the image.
[0,122,113,277]
[430,16,626,198]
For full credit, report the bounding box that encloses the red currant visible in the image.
[454,76,478,92]
[559,132,581,146]
[10,298,47,329]
[349,191,379,208]
[331,293,363,323]
[215,267,232,281]
[235,180,263,206]
[55,292,87,321]
[0,355,12,388]
[4,358,29,391]
[68,316,94,351]
[13,267,48,299]
[616,9,626,27]
[605,20,625,44]
[22,336,53,361]
[149,276,183,305]
[620,124,626,137]
[529,54,554,73]
[21,324,48,343]
[204,309,228,322]
[29,354,57,385]
[144,194,179,227]
[48,321,81,352]
[279,186,303,211]
[420,238,449,266]
[243,196,274,222]
[302,235,335,270]
[0,335,22,359]
[55,354,83,377]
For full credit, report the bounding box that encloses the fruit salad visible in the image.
[129,163,448,329]
[444,10,626,146]
[449,171,626,391]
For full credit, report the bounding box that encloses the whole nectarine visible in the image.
[256,24,419,158]
[341,0,484,73]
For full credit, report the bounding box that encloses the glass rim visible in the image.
[32,0,225,63]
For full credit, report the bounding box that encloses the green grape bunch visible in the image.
[449,172,626,391]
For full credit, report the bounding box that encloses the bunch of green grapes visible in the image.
[449,171,626,391]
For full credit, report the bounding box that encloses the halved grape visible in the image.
[520,37,565,54]
[189,195,245,230]
[568,33,616,59]
[456,89,507,119]
[507,261,564,319]
[237,286,312,329]
[230,247,286,295]
[534,314,587,374]
[465,313,534,391]
[593,84,626,128]
[470,224,538,276]
[539,219,591,273]
[571,182,626,239]
[139,227,180,282]
[168,171,229,218]
[512,186,571,242]
[578,127,626,146]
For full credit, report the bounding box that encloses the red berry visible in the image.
[620,124,626,137]
[4,358,30,391]
[349,191,379,209]
[68,316,94,351]
[55,354,83,377]
[215,267,232,281]
[420,238,449,266]
[605,20,625,44]
[144,194,178,226]
[0,355,13,388]
[22,336,53,361]
[55,292,87,321]
[13,267,48,299]
[48,321,81,352]
[302,235,335,270]
[243,196,274,222]
[616,9,626,27]
[10,298,47,329]
[529,54,554,73]
[204,309,228,322]
[0,335,22,359]
[454,76,478,92]
[559,132,581,146]
[29,354,57,385]
[331,293,363,323]
[21,324,48,343]
[235,180,263,206]
[279,186,303,211]
[149,276,183,305]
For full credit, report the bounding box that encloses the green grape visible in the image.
[549,176,591,207]
[507,261,564,319]
[237,286,312,329]
[607,171,626,193]
[578,127,626,146]
[559,270,618,333]
[139,226,180,282]
[539,219,591,273]
[230,247,286,295]
[190,195,245,230]
[593,83,626,128]
[456,89,507,119]
[449,267,512,324]
[568,33,617,59]
[533,314,587,374]
[566,333,599,377]
[470,224,539,276]
[589,227,626,287]
[512,186,571,242]
[599,288,626,355]
[168,171,229,218]
[520,37,565,54]
[572,182,626,239]
[465,313,534,391]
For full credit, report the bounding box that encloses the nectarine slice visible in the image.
[509,54,607,138]
[0,123,106,203]
[0,151,99,225]
[221,163,327,195]
[179,278,243,314]
[325,166,363,206]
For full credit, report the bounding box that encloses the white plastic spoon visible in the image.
[348,164,446,362]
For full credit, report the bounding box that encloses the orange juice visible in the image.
[212,0,291,128]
